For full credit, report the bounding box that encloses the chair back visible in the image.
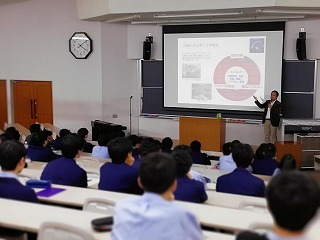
[83,197,116,215]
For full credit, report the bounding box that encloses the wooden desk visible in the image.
[0,198,109,240]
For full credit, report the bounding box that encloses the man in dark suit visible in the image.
[216,143,265,197]
[237,171,320,240]
[99,137,142,194]
[0,140,39,238]
[254,90,282,144]
[41,133,88,188]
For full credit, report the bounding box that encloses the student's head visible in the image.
[77,128,89,140]
[0,140,27,171]
[59,129,71,139]
[230,139,241,151]
[108,137,134,165]
[29,123,41,133]
[190,140,201,152]
[97,133,110,147]
[264,143,276,158]
[173,144,192,156]
[255,143,267,160]
[161,137,173,151]
[172,149,193,177]
[279,154,296,171]
[139,152,177,194]
[61,133,83,158]
[127,134,142,148]
[43,129,53,142]
[139,137,160,157]
[232,143,254,168]
[222,142,232,155]
[0,133,9,144]
[5,128,20,141]
[30,131,48,147]
[267,171,320,232]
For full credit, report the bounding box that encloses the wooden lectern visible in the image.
[179,117,226,151]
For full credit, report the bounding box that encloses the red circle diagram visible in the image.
[213,56,260,101]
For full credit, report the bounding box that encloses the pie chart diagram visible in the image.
[213,56,261,101]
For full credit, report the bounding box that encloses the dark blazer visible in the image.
[237,231,268,240]
[175,176,208,203]
[99,162,142,194]
[27,145,60,162]
[82,140,94,153]
[40,157,87,188]
[251,158,279,176]
[0,177,39,203]
[216,168,265,197]
[255,99,282,126]
[191,152,211,165]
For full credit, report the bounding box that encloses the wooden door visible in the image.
[0,80,8,129]
[13,81,53,128]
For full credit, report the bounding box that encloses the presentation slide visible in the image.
[164,30,284,112]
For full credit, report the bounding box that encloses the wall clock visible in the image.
[69,32,93,59]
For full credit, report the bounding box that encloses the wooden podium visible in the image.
[179,117,226,151]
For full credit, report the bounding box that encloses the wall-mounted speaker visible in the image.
[143,41,152,60]
[296,38,307,61]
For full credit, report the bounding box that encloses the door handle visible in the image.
[30,99,34,119]
[34,99,37,119]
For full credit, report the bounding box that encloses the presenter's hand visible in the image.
[253,95,257,101]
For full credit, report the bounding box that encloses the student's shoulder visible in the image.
[237,231,268,240]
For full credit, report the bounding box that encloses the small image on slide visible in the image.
[182,63,201,79]
[191,83,212,101]
[249,38,265,53]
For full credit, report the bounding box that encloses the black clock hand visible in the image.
[78,44,88,51]
[77,40,88,50]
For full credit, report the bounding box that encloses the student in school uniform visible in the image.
[98,137,142,194]
[111,152,203,240]
[25,123,41,145]
[132,137,160,169]
[40,133,87,188]
[161,136,173,153]
[216,143,265,197]
[237,171,320,240]
[51,128,71,150]
[0,140,39,239]
[172,149,208,203]
[91,133,110,159]
[251,143,279,176]
[190,140,211,165]
[27,131,59,162]
[77,127,94,153]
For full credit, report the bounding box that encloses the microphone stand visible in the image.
[129,96,133,135]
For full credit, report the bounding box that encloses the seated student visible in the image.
[272,154,296,176]
[237,171,320,240]
[0,140,39,240]
[111,152,203,240]
[43,128,54,148]
[25,123,41,145]
[77,127,94,153]
[27,131,59,162]
[4,127,21,142]
[40,133,87,188]
[92,133,110,159]
[219,140,240,172]
[51,128,71,150]
[172,149,208,203]
[254,143,267,161]
[161,137,173,153]
[127,134,142,157]
[251,143,279,176]
[190,140,211,165]
[132,137,160,169]
[98,137,142,194]
[173,144,208,190]
[216,143,265,197]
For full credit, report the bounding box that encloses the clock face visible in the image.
[69,32,92,59]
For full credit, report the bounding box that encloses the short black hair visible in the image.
[173,144,192,156]
[43,129,53,138]
[161,137,173,150]
[4,128,20,141]
[139,152,177,194]
[255,143,267,160]
[127,134,142,147]
[77,128,89,139]
[0,140,27,171]
[139,137,160,157]
[264,143,276,158]
[279,154,296,171]
[30,131,47,146]
[267,171,320,231]
[97,133,110,146]
[29,123,41,133]
[232,143,254,168]
[61,133,83,158]
[271,90,279,97]
[222,142,232,155]
[108,137,133,164]
[190,140,201,152]
[172,149,193,177]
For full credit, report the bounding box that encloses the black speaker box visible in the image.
[296,38,307,60]
[143,41,151,60]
